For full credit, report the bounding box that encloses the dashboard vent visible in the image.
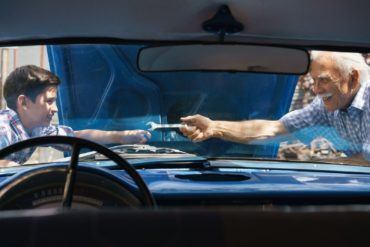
[175,173,249,182]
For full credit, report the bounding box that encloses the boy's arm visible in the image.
[74,129,151,144]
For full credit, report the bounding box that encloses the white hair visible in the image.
[311,51,370,84]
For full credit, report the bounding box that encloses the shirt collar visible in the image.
[5,107,30,139]
[349,78,369,111]
[5,107,19,119]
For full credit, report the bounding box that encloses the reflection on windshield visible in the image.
[0,45,369,167]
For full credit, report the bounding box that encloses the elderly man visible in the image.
[0,65,151,167]
[180,51,370,164]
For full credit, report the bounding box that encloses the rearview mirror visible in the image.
[138,44,309,74]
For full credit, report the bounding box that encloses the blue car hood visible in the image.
[47,44,298,158]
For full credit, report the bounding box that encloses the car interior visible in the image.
[0,1,370,246]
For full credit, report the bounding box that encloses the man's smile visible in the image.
[318,92,333,102]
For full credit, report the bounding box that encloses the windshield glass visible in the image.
[0,44,369,167]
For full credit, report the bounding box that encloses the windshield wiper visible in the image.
[56,144,210,169]
[92,144,198,159]
[74,144,212,168]
[111,144,189,154]
[75,144,195,161]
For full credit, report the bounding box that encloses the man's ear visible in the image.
[349,69,360,91]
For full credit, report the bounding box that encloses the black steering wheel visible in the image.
[0,136,155,209]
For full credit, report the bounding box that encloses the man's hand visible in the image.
[180,115,287,144]
[180,115,216,142]
[119,130,151,144]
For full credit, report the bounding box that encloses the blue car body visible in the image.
[48,44,298,158]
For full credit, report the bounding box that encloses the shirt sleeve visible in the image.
[56,125,75,137]
[0,125,11,150]
[280,97,329,133]
[31,125,74,137]
[362,111,370,161]
[30,125,75,153]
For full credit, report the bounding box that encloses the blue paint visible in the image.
[47,44,298,158]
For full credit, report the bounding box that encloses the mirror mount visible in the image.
[202,5,244,42]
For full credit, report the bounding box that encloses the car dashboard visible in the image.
[2,158,370,247]
[2,158,370,208]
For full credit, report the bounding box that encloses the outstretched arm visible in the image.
[180,114,287,144]
[74,129,151,144]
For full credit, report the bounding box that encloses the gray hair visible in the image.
[311,51,369,83]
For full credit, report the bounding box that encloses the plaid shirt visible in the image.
[281,80,370,160]
[0,108,74,164]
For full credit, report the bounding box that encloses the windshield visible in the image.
[0,44,369,167]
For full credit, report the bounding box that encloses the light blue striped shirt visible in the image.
[281,80,370,161]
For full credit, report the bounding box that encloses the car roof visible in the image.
[0,0,369,49]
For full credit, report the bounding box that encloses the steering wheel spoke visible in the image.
[62,143,81,208]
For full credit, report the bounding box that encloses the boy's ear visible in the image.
[17,95,27,110]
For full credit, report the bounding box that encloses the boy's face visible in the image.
[23,86,58,130]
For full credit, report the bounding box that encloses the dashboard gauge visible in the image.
[0,167,142,210]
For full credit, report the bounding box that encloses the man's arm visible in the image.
[180,115,287,143]
[74,129,151,144]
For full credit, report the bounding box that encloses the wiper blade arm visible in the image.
[110,144,187,154]
[77,144,196,161]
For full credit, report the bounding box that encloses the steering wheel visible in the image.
[0,136,155,209]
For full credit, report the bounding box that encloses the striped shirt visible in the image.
[0,108,74,164]
[281,80,370,161]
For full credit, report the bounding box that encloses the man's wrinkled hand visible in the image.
[179,114,215,142]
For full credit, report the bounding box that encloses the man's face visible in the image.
[310,55,358,112]
[23,86,58,130]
